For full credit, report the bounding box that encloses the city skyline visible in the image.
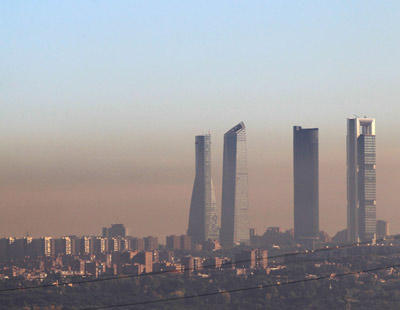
[2,2,400,308]
[0,117,391,240]
[2,1,400,239]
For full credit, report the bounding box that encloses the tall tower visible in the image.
[293,126,319,245]
[347,118,376,242]
[187,135,219,243]
[220,122,249,247]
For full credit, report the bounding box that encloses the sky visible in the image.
[1,1,400,238]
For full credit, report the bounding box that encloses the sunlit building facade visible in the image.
[347,118,376,242]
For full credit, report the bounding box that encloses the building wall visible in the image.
[187,135,219,243]
[293,126,319,242]
[166,235,181,250]
[347,118,376,242]
[221,122,249,247]
[358,135,376,241]
[376,220,389,239]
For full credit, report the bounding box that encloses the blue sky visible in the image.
[1,1,400,237]
[1,1,399,134]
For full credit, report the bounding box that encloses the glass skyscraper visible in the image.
[293,126,319,245]
[347,118,376,242]
[220,122,249,247]
[187,135,219,243]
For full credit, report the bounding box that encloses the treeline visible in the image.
[2,269,400,310]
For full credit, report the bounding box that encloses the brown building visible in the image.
[121,263,143,275]
[180,235,191,251]
[120,238,129,252]
[166,235,181,250]
[204,256,224,270]
[129,237,145,251]
[69,236,81,256]
[102,224,126,238]
[13,237,32,259]
[377,220,389,239]
[182,256,194,273]
[193,257,202,270]
[85,261,98,276]
[108,238,121,252]
[55,237,72,256]
[80,236,94,256]
[93,237,108,255]
[203,239,221,251]
[159,250,174,262]
[0,238,10,261]
[255,249,268,269]
[30,237,55,257]
[144,236,158,251]
[134,251,153,273]
[235,249,256,269]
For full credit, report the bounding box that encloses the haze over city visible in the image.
[1,1,400,239]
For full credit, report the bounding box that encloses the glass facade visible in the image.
[221,122,249,247]
[293,126,319,243]
[357,135,376,241]
[346,118,376,242]
[187,135,219,243]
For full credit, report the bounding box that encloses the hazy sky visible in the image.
[1,1,400,238]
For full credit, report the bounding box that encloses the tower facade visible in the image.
[347,118,376,242]
[187,135,219,243]
[293,126,319,244]
[220,122,249,247]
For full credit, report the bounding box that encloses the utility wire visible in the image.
[0,237,393,293]
[79,262,400,310]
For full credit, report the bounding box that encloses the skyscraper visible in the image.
[187,135,219,243]
[347,117,376,242]
[102,224,126,238]
[293,126,319,244]
[376,220,389,239]
[220,122,249,247]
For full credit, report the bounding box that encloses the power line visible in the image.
[0,237,392,293]
[0,238,388,293]
[79,262,400,310]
